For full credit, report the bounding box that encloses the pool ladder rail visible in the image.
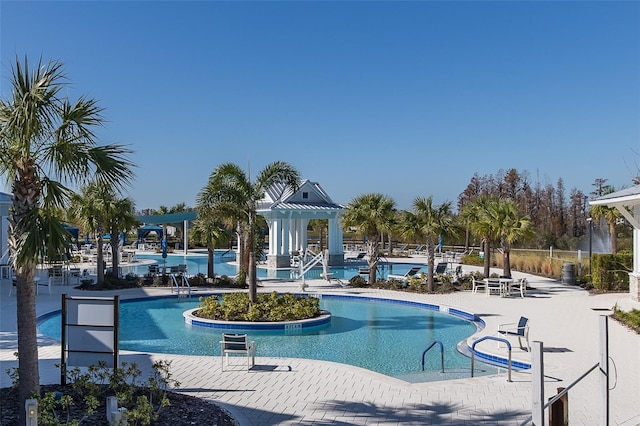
[169,273,191,298]
[422,340,444,373]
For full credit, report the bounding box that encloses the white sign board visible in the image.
[63,295,118,370]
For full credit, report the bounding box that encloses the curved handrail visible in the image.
[421,340,444,373]
[471,336,512,382]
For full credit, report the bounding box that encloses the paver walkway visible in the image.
[1,264,639,425]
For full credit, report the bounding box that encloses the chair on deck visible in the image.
[511,278,527,298]
[346,252,366,262]
[434,262,448,275]
[471,278,486,294]
[148,265,160,276]
[220,333,256,371]
[486,278,502,296]
[497,316,531,352]
[48,265,65,287]
[388,266,422,282]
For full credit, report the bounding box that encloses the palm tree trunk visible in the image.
[96,235,105,284]
[366,239,378,284]
[16,262,40,426]
[503,250,511,277]
[207,246,215,279]
[110,236,119,276]
[248,214,257,303]
[609,220,617,254]
[483,237,491,278]
[426,240,436,292]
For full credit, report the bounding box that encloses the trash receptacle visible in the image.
[561,263,575,285]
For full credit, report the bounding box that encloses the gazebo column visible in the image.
[266,218,290,269]
[630,205,640,302]
[183,219,189,255]
[327,215,345,266]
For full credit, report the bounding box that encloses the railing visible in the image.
[297,251,324,282]
[520,316,611,426]
[471,336,512,382]
[421,341,444,373]
[169,273,191,298]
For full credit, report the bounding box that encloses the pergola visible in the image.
[135,211,197,254]
[257,180,345,268]
[590,185,640,301]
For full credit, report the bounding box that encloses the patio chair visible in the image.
[486,278,502,296]
[471,278,486,294]
[388,266,422,282]
[434,262,448,275]
[346,252,366,262]
[148,265,160,276]
[220,333,256,371]
[48,265,66,287]
[512,277,527,298]
[498,316,531,352]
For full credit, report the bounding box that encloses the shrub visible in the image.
[194,292,321,322]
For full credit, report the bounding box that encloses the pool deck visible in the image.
[1,259,639,425]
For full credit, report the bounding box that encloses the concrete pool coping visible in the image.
[1,261,639,425]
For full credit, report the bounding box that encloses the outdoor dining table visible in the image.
[483,277,513,297]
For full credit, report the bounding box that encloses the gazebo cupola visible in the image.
[257,180,344,269]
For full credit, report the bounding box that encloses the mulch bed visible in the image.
[0,384,238,426]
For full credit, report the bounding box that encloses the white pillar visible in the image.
[282,217,290,256]
[183,219,188,255]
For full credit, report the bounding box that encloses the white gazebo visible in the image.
[257,180,344,269]
[590,185,640,301]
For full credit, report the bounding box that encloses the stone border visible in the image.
[183,308,332,330]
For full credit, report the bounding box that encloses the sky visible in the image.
[1,1,639,212]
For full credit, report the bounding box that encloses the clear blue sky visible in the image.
[2,1,639,211]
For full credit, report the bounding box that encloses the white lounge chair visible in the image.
[388,266,422,282]
[220,333,256,371]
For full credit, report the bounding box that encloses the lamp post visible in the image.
[587,217,593,275]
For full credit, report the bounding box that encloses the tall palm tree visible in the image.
[69,183,137,282]
[0,56,133,419]
[197,161,300,302]
[399,196,455,291]
[105,196,138,274]
[189,205,231,279]
[341,193,396,284]
[463,196,497,278]
[491,199,533,278]
[589,188,621,254]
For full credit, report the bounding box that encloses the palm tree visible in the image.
[491,199,533,278]
[462,196,497,278]
[69,183,137,282]
[341,193,396,284]
[104,196,138,274]
[189,205,231,280]
[197,161,300,302]
[590,188,621,254]
[398,196,455,291]
[0,56,133,419]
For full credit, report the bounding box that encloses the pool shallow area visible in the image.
[38,294,502,383]
[129,252,427,280]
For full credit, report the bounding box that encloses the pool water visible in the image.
[128,252,426,281]
[38,295,500,382]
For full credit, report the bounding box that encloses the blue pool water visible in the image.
[38,295,499,382]
[127,252,426,281]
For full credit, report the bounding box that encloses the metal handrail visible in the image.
[471,336,512,382]
[518,362,600,426]
[421,341,444,373]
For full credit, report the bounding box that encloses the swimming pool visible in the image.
[38,294,501,382]
[127,252,426,281]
